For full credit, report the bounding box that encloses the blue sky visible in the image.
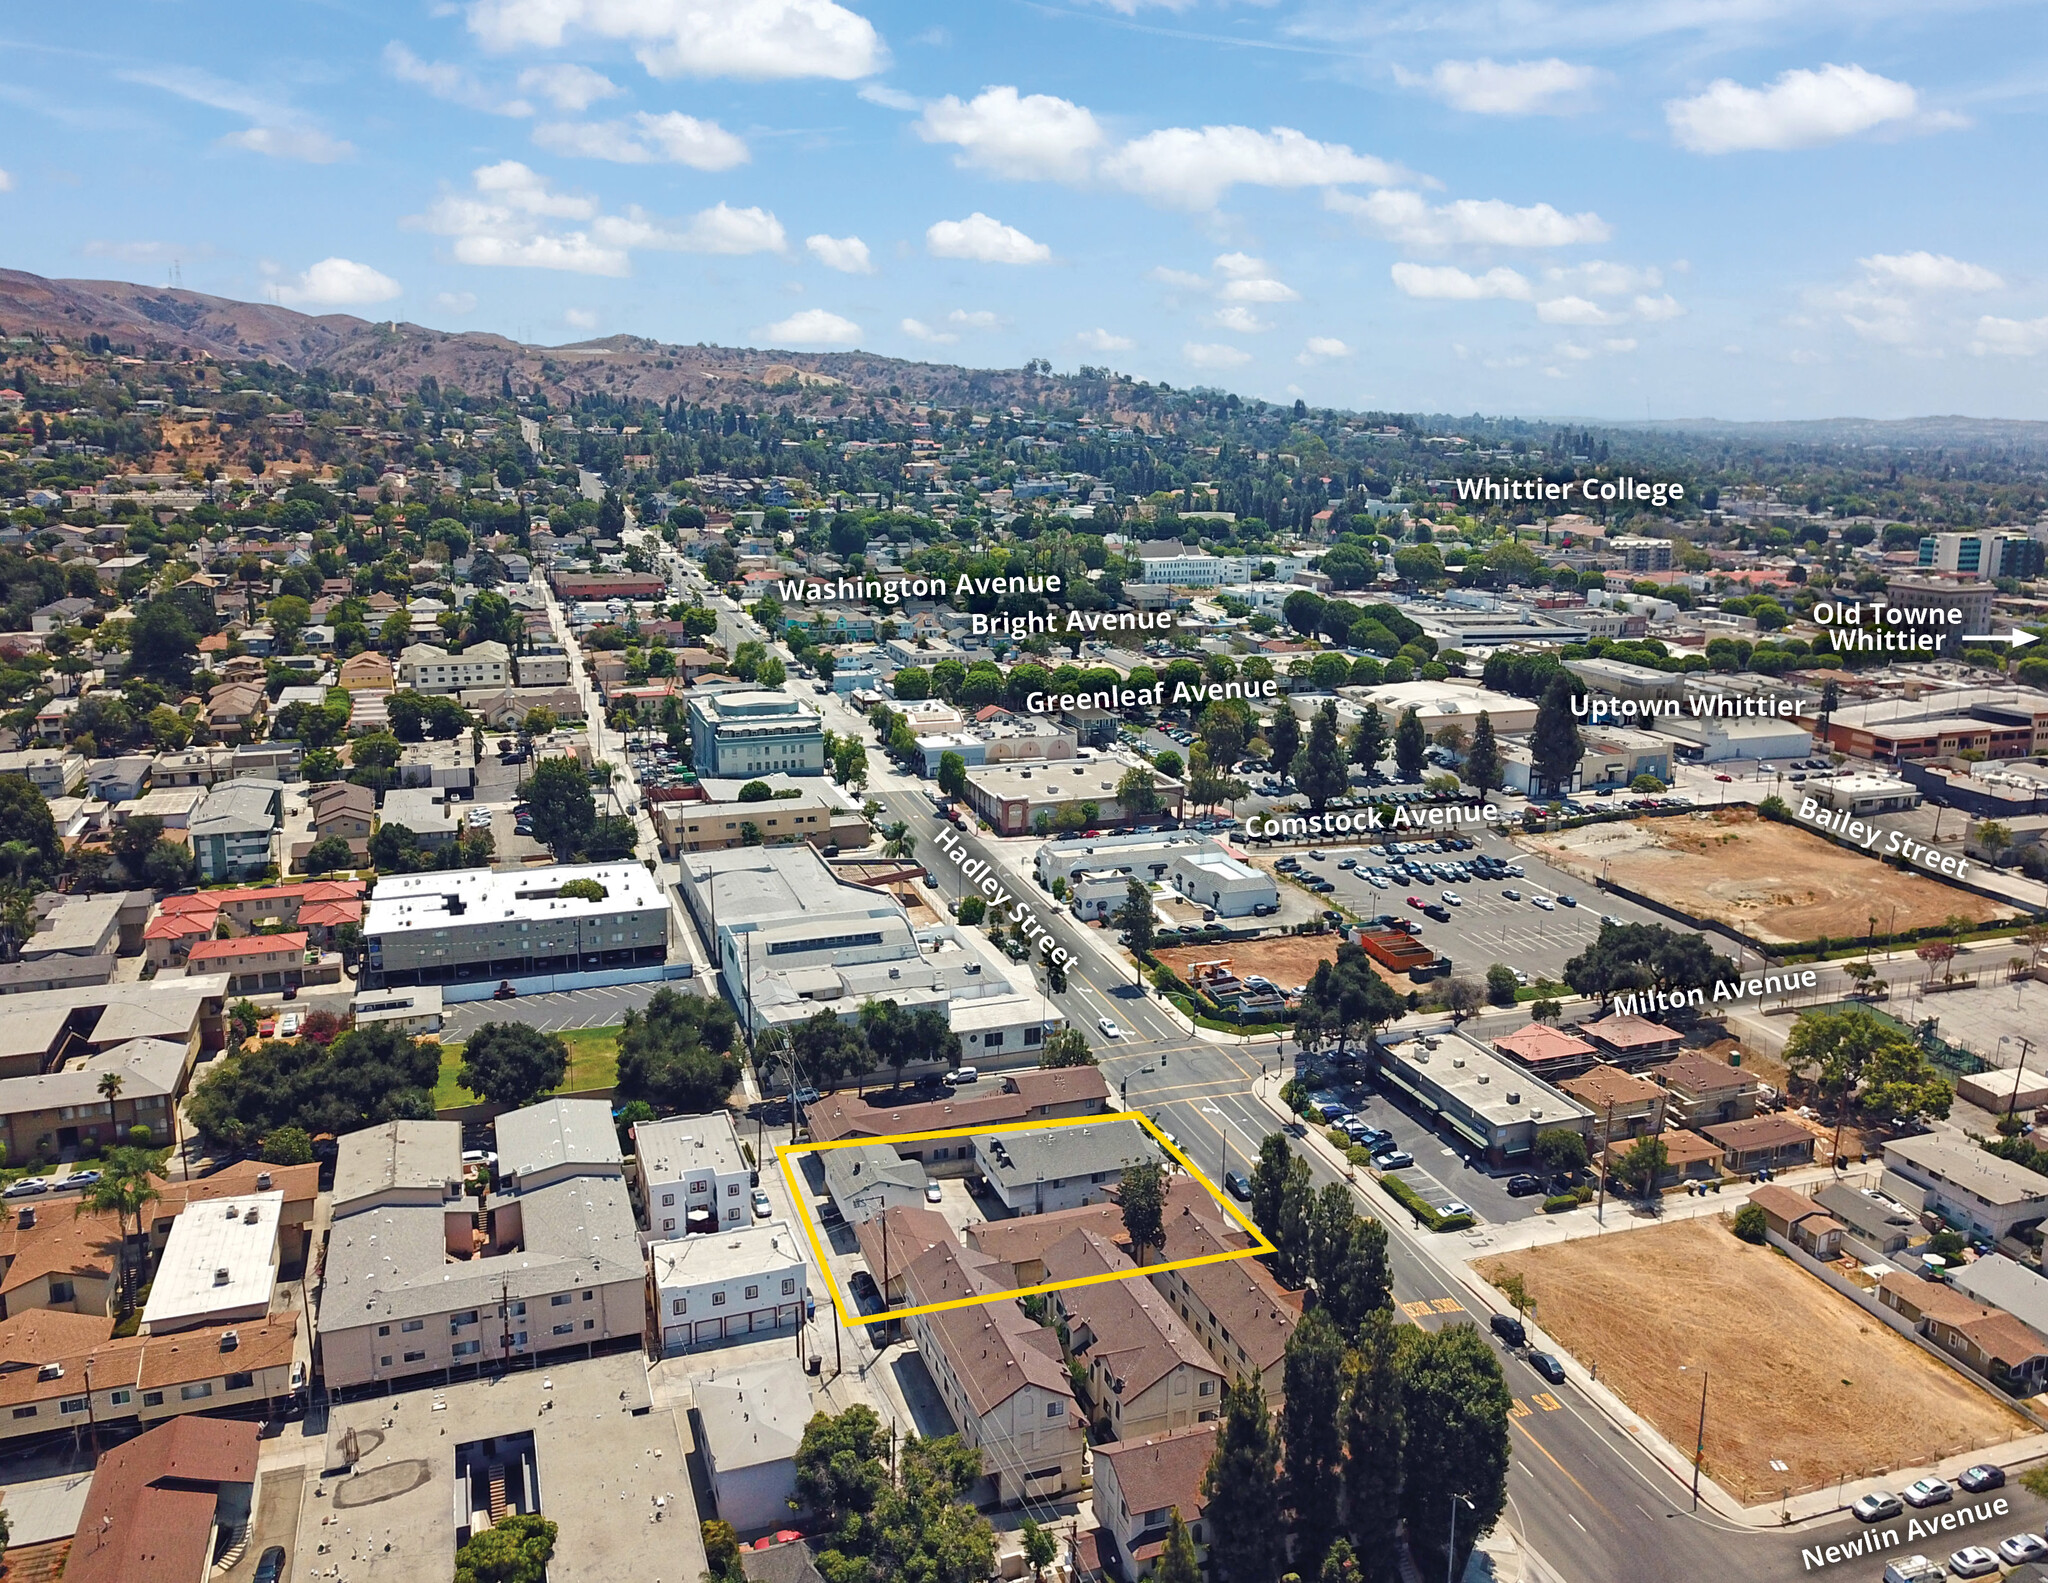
[2,1,2042,420]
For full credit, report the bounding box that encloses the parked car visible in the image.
[1502,889,1522,901]
[492,980,519,999]
[1372,1149,1414,1169]
[1529,1352,1567,1384]
[1530,895,1555,911]
[1957,1464,2005,1492]
[254,1549,287,1583]
[1489,1313,1527,1347]
[63,1170,101,1190]
[751,1188,772,1219]
[1507,1174,1543,1196]
[1902,1477,1952,1508]
[1225,1171,1252,1201]
[1997,1533,2048,1565]
[1439,1201,1472,1218]
[1852,1492,1904,1523]
[943,1067,979,1086]
[1557,894,1578,908]
[1947,1545,2001,1578]
[4,1178,50,1198]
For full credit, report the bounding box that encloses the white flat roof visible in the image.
[141,1190,281,1329]
[364,861,665,937]
[635,1112,749,1183]
[652,1222,806,1288]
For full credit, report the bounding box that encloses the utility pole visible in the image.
[1596,1100,1613,1223]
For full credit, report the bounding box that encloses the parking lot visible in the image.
[1272,825,1688,984]
[442,980,704,1041]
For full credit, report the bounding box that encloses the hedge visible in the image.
[1542,1194,1580,1214]
[1436,1212,1477,1233]
[1377,1173,1443,1230]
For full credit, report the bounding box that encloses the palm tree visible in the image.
[883,822,916,862]
[0,841,38,891]
[75,1146,165,1313]
[96,1072,124,1138]
[0,887,35,963]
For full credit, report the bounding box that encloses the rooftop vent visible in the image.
[1476,1073,1488,1085]
[17,1206,33,1230]
[256,1171,272,1191]
[244,1207,260,1225]
[220,1330,239,1352]
[1506,1091,1521,1104]
[225,1204,241,1219]
[214,1266,231,1286]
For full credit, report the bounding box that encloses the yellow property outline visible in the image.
[776,1110,1277,1326]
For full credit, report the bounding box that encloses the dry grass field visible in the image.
[1522,808,2011,944]
[1476,1217,2028,1501]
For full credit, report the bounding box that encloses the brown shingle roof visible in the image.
[1042,1229,1220,1401]
[1703,1115,1814,1152]
[806,1067,1109,1142]
[1559,1066,1663,1108]
[65,1416,259,1583]
[0,1205,120,1302]
[1579,1014,1682,1051]
[1655,1054,1749,1095]
[851,1206,954,1286]
[1951,1309,2048,1368]
[1602,1130,1721,1166]
[1097,1422,1220,1523]
[1745,1183,1822,1225]
[968,1203,1129,1274]
[904,1240,1074,1419]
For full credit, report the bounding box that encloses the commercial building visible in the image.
[1883,1134,2048,1242]
[1813,687,2048,763]
[1036,831,1277,919]
[1918,532,2045,582]
[650,1223,808,1354]
[1352,680,1540,737]
[686,689,826,778]
[1404,605,1593,651]
[1373,1030,1594,1166]
[902,1237,1086,1504]
[1801,774,1922,817]
[694,1366,813,1534]
[652,788,868,857]
[914,718,1077,776]
[676,844,1058,1055]
[363,862,669,988]
[973,1120,1158,1216]
[315,1109,645,1391]
[1880,578,1996,656]
[188,780,281,882]
[963,761,1184,837]
[398,640,511,694]
[634,1111,754,1239]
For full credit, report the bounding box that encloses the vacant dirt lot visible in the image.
[1155,935,1339,993]
[1477,1217,2027,1500]
[1522,809,2011,944]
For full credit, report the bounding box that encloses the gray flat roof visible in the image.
[635,1112,748,1183]
[496,1097,622,1180]
[1382,1031,1593,1130]
[1886,1133,2048,1208]
[331,1119,464,1212]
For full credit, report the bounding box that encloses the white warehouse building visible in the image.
[1166,848,1278,917]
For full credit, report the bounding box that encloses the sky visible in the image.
[2,0,2044,422]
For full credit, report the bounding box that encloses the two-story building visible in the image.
[973,1120,1158,1217]
[1883,1134,2048,1242]
[1558,1065,1668,1148]
[1651,1053,1758,1128]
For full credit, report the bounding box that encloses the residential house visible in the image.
[0,1199,121,1319]
[1603,1128,1723,1189]
[515,648,573,687]
[188,780,281,882]
[805,1068,1111,1146]
[338,651,395,691]
[149,749,231,789]
[901,1237,1086,1504]
[380,786,461,847]
[0,1037,186,1163]
[1043,1229,1225,1444]
[182,932,309,996]
[204,684,267,742]
[84,755,151,803]
[1878,1269,2048,1394]
[1704,1116,1817,1173]
[821,1144,928,1226]
[307,782,375,843]
[1883,1134,2048,1242]
[142,880,364,968]
[1558,1065,1667,1148]
[61,1416,261,1583]
[968,1203,1131,1288]
[695,1366,813,1535]
[1745,1183,1845,1258]
[650,1224,808,1355]
[1576,1014,1685,1066]
[30,598,92,634]
[1490,1022,1600,1078]
[1091,1424,1218,1583]
[1653,1054,1759,1127]
[1813,1183,1924,1262]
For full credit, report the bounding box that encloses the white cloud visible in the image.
[1633,293,1685,321]
[1390,262,1532,300]
[948,309,1000,330]
[1556,341,1595,360]
[1297,336,1352,363]
[436,291,480,314]
[1420,58,1597,115]
[221,125,355,163]
[0,169,11,193]
[1861,251,2004,292]
[806,234,873,274]
[1220,277,1301,305]
[926,213,1051,265]
[124,66,355,163]
[409,160,729,276]
[917,86,1103,182]
[82,239,184,262]
[564,307,599,329]
[268,257,403,309]
[859,84,922,111]
[1148,267,1206,290]
[1213,252,1265,280]
[1666,63,1930,154]
[1536,295,1613,324]
[1103,125,1411,210]
[384,42,533,116]
[1210,306,1273,333]
[1076,328,1134,351]
[1603,337,1638,352]
[1545,260,1662,296]
[534,111,749,169]
[1972,316,2048,357]
[900,317,957,344]
[764,308,862,345]
[1183,342,1251,368]
[596,201,787,254]
[517,64,622,111]
[465,0,885,81]
[1326,187,1608,248]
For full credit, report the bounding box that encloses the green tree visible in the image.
[457,1022,570,1109]
[614,990,741,1113]
[1267,707,1301,780]
[794,1404,890,1533]
[1344,1309,1406,1580]
[1296,700,1350,813]
[1114,879,1155,956]
[1733,1203,1768,1243]
[454,1513,556,1583]
[1282,1307,1348,1574]
[1529,675,1584,797]
[1119,1158,1166,1262]
[0,779,59,891]
[1393,706,1426,781]
[957,895,987,926]
[1021,1516,1057,1583]
[1154,1510,1201,1583]
[259,1124,314,1166]
[1249,1131,1294,1246]
[1465,711,1502,796]
[1200,1375,1284,1583]
[74,1145,164,1310]
[1398,1324,1512,1583]
[1320,1537,1363,1583]
[128,596,201,687]
[737,779,774,803]
[937,750,968,799]
[1039,1027,1095,1068]
[1350,703,1387,777]
[1533,1129,1590,1178]
[526,755,596,859]
[1613,1135,1669,1198]
[1274,1151,1316,1286]
[702,1520,746,1583]
[1783,1004,1951,1125]
[300,834,356,875]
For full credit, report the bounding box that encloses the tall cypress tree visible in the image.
[1200,1376,1284,1583]
[1393,707,1427,781]
[1297,700,1350,812]
[1464,710,1502,797]
[1529,676,1584,798]
[1397,1324,1513,1583]
[1283,1309,1349,1575]
[1350,703,1388,776]
[1154,1510,1202,1583]
[1344,1309,1408,1583]
[1268,707,1302,780]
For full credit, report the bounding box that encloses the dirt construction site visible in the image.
[1476,1217,2029,1502]
[1521,808,2013,945]
[1154,935,1340,994]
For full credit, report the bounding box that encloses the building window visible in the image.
[109,1389,130,1406]
[1046,1401,1061,1418]
[144,1390,164,1406]
[744,1284,759,1300]
[553,1322,575,1336]
[49,1280,73,1304]
[781,1278,796,1296]
[551,1293,571,1306]
[10,1407,34,1420]
[661,1193,675,1206]
[181,1383,213,1400]
[726,1184,739,1197]
[59,1397,86,1415]
[584,1319,594,1330]
[1199,1380,1216,1396]
[226,1372,254,1391]
[712,1291,726,1307]
[671,1298,686,1315]
[403,1350,426,1364]
[583,1290,593,1301]
[452,1341,480,1358]
[402,1319,424,1332]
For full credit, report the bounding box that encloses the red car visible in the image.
[1714,773,1733,782]
[1405,895,1424,909]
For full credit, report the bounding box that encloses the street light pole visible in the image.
[1683,1365,1710,1511]
[1447,1493,1473,1583]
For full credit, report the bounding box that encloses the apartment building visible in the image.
[650,1222,808,1354]
[1149,1183,1300,1401]
[189,780,282,882]
[652,790,867,857]
[1091,1423,1219,1583]
[1558,1065,1668,1148]
[315,1108,644,1391]
[822,1143,928,1225]
[0,750,85,798]
[397,640,510,694]
[975,1121,1158,1216]
[362,862,668,988]
[902,1238,1086,1504]
[183,932,310,996]
[1650,1054,1757,1127]
[1918,531,2045,582]
[634,1111,753,1240]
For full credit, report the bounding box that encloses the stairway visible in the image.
[487,1463,509,1525]
[211,1519,252,1576]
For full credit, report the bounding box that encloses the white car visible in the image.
[925,1181,944,1204]
[751,1188,772,1220]
[1530,895,1556,911]
[2000,1534,2048,1565]
[943,1067,979,1087]
[1949,1546,2001,1578]
[1098,1018,1123,1038]
[1440,891,1462,906]
[4,1177,50,1198]
[1902,1477,1952,1508]
[1440,1201,1472,1217]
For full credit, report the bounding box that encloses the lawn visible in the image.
[432,1024,624,1111]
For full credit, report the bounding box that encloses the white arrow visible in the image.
[1960,629,2040,648]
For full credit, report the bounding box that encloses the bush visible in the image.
[128,1124,155,1146]
[1377,1172,1442,1229]
[1345,1145,1376,1169]
[1327,1126,1354,1151]
[1436,1212,1476,1233]
[1732,1202,1768,1244]
[1542,1194,1581,1214]
[260,1125,315,1166]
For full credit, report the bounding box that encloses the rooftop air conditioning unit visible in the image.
[220,1331,239,1351]
[256,1172,273,1191]
[214,1267,231,1286]
[244,1207,260,1225]
[37,1363,61,1381]
[1506,1091,1521,1104]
